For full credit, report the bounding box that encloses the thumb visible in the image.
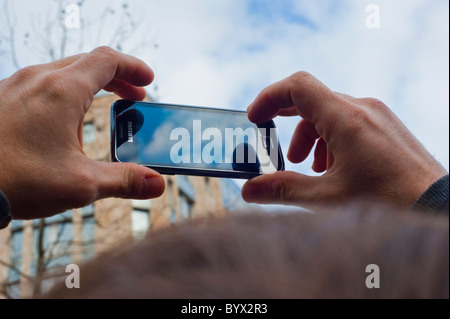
[92,161,165,201]
[241,171,330,206]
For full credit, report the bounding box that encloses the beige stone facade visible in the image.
[0,93,242,298]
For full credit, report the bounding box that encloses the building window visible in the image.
[179,192,193,219]
[167,180,176,223]
[6,212,75,298]
[81,204,96,261]
[7,220,24,298]
[131,208,150,240]
[31,211,74,296]
[176,176,195,220]
[177,175,196,200]
[82,121,96,144]
[131,199,151,239]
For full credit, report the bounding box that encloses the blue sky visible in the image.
[246,0,320,30]
[1,0,448,180]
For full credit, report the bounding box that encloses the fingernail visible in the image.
[140,175,165,198]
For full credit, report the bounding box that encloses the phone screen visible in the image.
[111,100,284,178]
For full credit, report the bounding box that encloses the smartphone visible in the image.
[110,100,284,179]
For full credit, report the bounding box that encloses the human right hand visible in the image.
[0,47,165,220]
[242,72,447,209]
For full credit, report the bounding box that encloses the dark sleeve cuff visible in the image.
[0,190,12,230]
[411,175,449,214]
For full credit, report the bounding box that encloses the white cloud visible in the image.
[143,120,177,160]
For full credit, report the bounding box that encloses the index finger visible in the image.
[66,46,154,96]
[247,72,339,125]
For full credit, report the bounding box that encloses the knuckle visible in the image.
[288,71,336,105]
[118,165,135,198]
[289,71,313,85]
[348,106,369,123]
[358,97,396,121]
[90,46,117,61]
[43,70,64,90]
[10,65,41,83]
[365,97,387,110]
[272,177,296,203]
[367,98,395,118]
[339,106,369,137]
[40,71,69,100]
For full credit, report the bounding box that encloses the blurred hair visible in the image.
[45,204,449,299]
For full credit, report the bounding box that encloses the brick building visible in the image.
[0,92,246,298]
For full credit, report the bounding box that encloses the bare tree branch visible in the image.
[3,0,20,69]
[1,0,160,298]
[57,0,68,60]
